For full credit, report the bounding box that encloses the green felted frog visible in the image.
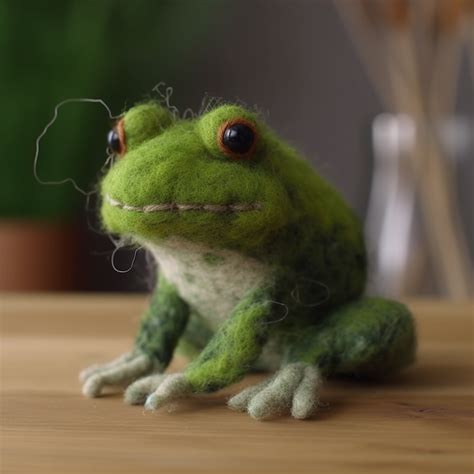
[80,101,416,420]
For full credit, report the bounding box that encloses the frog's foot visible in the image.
[80,352,160,398]
[125,373,193,411]
[228,363,323,420]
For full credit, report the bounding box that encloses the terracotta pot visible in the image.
[0,220,80,291]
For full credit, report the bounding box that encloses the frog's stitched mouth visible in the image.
[104,194,261,213]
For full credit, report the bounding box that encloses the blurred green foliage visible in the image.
[0,0,217,220]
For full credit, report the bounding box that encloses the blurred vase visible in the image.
[366,114,473,298]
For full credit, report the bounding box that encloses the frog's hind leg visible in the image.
[229,297,416,420]
[287,297,416,379]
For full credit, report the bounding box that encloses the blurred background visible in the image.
[0,0,472,298]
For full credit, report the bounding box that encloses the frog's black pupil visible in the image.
[107,129,121,153]
[222,123,255,154]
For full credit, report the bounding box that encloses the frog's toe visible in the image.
[79,352,134,383]
[227,379,271,412]
[144,373,192,411]
[290,365,323,419]
[81,354,153,398]
[228,363,322,420]
[124,373,167,405]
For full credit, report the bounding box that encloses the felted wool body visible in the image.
[80,101,416,420]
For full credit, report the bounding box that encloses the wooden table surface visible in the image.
[1,294,473,474]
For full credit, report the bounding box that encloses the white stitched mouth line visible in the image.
[105,194,261,213]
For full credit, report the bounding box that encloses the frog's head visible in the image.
[101,102,299,250]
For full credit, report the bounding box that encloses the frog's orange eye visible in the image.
[107,119,126,156]
[218,119,257,159]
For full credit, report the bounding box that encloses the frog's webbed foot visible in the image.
[80,352,161,398]
[228,363,323,420]
[124,373,193,410]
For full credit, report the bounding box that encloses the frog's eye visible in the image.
[107,119,126,156]
[218,119,257,159]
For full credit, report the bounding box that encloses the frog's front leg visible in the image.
[80,276,189,397]
[140,287,273,411]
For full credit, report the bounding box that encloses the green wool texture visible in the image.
[80,100,417,420]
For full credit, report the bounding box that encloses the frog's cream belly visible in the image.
[147,238,272,330]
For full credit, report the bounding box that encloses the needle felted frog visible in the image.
[80,101,416,420]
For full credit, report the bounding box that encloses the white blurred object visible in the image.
[367,114,474,297]
[366,114,416,296]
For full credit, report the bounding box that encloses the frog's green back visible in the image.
[258,133,367,309]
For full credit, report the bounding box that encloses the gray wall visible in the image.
[179,0,379,214]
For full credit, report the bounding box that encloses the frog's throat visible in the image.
[104,194,261,214]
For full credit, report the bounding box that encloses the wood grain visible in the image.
[1,294,473,474]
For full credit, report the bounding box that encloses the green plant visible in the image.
[0,0,217,220]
